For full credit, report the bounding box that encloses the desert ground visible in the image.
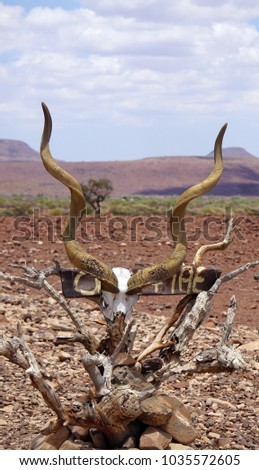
[0,214,258,450]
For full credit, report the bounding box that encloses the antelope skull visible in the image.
[40,103,227,325]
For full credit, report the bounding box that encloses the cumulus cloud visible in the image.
[1,0,259,159]
[79,0,259,23]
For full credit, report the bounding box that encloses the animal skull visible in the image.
[100,268,138,322]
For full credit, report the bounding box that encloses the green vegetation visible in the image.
[0,194,258,217]
[0,195,70,217]
[103,195,259,216]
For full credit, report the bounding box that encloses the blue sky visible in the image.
[1,0,259,161]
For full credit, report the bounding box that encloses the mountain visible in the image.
[0,140,39,162]
[207,147,256,158]
[0,141,258,196]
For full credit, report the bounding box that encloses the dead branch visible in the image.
[64,385,143,435]
[155,293,247,381]
[193,217,234,265]
[137,295,196,362]
[81,353,113,397]
[0,263,97,354]
[111,320,137,357]
[82,320,137,397]
[0,335,30,371]
[195,295,246,370]
[220,295,236,346]
[210,260,259,293]
[156,260,259,365]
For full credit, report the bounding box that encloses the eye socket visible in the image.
[100,295,109,309]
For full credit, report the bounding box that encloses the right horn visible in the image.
[127,123,228,294]
[40,103,119,293]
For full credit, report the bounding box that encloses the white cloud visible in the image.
[1,1,259,159]
[79,0,259,23]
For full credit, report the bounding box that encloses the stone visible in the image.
[1,405,13,413]
[0,315,8,324]
[168,443,194,450]
[171,380,189,389]
[238,340,259,351]
[0,419,8,426]
[209,398,237,410]
[139,426,172,450]
[160,400,197,445]
[58,351,71,362]
[139,395,173,426]
[160,395,192,420]
[122,436,138,449]
[208,432,221,439]
[35,425,70,450]
[218,437,232,449]
[59,440,85,450]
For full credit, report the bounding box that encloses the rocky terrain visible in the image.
[0,215,258,449]
[0,140,259,196]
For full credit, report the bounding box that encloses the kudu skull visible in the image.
[40,103,227,325]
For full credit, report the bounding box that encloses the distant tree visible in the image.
[81,178,113,216]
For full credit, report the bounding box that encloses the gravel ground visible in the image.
[0,215,258,449]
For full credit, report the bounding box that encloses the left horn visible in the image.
[127,123,227,294]
[40,102,119,293]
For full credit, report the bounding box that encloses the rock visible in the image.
[58,351,71,362]
[160,395,192,420]
[35,425,70,450]
[59,440,85,450]
[238,340,259,351]
[168,443,194,450]
[208,432,221,439]
[139,395,174,426]
[218,437,232,449]
[0,315,9,324]
[51,321,73,332]
[161,415,197,445]
[209,398,237,410]
[1,405,13,413]
[170,380,189,389]
[89,429,108,449]
[0,419,8,426]
[160,397,197,445]
[139,426,172,450]
[122,436,138,449]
